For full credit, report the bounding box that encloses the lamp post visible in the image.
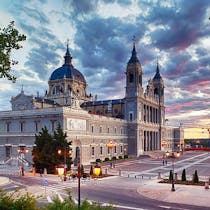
[57,147,72,181]
[106,140,114,168]
[166,151,180,191]
[75,146,81,209]
[78,162,81,209]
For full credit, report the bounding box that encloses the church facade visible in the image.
[0,41,181,165]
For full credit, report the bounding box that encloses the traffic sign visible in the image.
[43,179,48,186]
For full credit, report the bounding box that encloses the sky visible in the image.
[0,0,210,133]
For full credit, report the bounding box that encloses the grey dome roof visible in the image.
[49,46,86,83]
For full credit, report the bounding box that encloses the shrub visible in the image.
[96,158,101,163]
[90,165,93,176]
[118,156,123,159]
[193,170,199,183]
[104,157,110,162]
[124,155,128,159]
[181,169,187,181]
[112,156,117,160]
[0,190,37,210]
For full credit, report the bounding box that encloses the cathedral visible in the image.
[0,40,183,165]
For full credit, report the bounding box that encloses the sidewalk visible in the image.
[0,176,10,186]
[137,179,210,207]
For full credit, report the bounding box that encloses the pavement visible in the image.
[1,174,210,208]
[137,179,210,208]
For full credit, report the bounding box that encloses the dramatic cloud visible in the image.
[0,0,210,127]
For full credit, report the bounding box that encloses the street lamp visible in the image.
[106,140,114,168]
[76,146,82,209]
[57,147,72,181]
[166,151,180,191]
[93,165,101,177]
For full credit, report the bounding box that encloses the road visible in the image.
[1,151,210,210]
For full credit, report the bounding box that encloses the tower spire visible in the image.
[128,35,139,64]
[132,35,136,50]
[153,59,162,80]
[64,39,72,65]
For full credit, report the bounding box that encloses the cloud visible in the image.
[145,0,210,50]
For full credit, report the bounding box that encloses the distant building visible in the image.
[0,40,181,165]
[162,125,184,152]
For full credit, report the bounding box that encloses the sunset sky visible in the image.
[0,0,210,130]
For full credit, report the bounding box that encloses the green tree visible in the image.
[0,21,26,82]
[32,124,72,174]
[32,126,56,174]
[193,170,199,183]
[53,124,72,170]
[181,169,187,181]
[169,170,173,182]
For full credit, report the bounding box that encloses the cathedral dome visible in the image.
[49,46,86,84]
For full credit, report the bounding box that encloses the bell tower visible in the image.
[125,37,144,156]
[125,37,143,100]
[125,37,143,122]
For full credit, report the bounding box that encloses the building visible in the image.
[0,40,181,165]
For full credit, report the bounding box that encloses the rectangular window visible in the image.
[100,146,103,155]
[120,145,123,153]
[5,146,11,158]
[20,122,24,132]
[107,127,109,133]
[115,127,117,134]
[108,148,110,154]
[100,126,102,133]
[91,147,95,156]
[114,146,117,153]
[6,122,10,132]
[35,121,39,132]
[51,120,56,131]
[91,125,94,133]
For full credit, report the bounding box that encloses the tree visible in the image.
[193,170,199,183]
[0,21,26,82]
[32,124,72,174]
[32,127,56,174]
[181,169,187,181]
[53,124,72,170]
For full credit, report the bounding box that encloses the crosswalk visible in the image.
[107,152,210,180]
[37,189,147,210]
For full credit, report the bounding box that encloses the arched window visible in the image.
[129,73,134,83]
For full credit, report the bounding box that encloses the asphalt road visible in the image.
[1,151,210,210]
